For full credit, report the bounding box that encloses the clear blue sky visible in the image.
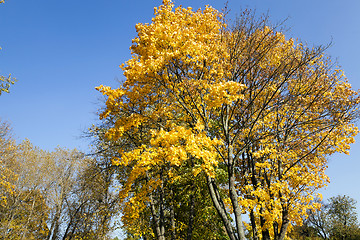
[1,0,360,213]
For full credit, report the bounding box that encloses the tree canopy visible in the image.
[1,0,359,239]
[95,1,360,240]
[291,195,360,240]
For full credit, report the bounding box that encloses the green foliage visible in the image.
[90,121,229,240]
[327,195,360,240]
[290,195,360,240]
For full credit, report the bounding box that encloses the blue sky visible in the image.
[1,0,360,214]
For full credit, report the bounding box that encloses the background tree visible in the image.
[291,195,360,240]
[0,120,119,239]
[0,121,21,238]
[327,195,360,240]
[60,155,120,240]
[0,2,118,235]
[44,146,118,240]
[96,1,359,240]
[0,138,50,239]
[290,198,329,240]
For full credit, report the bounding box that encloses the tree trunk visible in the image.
[187,192,195,240]
[206,175,239,240]
[250,210,259,240]
[147,170,165,240]
[149,188,164,240]
[47,201,63,240]
[20,195,37,240]
[277,209,290,240]
[50,206,62,240]
[170,199,176,240]
[229,168,246,240]
[260,213,271,240]
[159,170,165,240]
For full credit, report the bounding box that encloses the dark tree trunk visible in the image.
[250,210,259,240]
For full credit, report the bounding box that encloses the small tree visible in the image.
[293,195,360,240]
[328,195,360,240]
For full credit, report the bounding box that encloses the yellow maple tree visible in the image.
[96,1,359,240]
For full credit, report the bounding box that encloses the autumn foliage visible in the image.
[0,125,119,239]
[95,1,360,240]
[1,0,358,239]
[0,0,359,239]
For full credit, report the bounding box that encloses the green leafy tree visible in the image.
[328,195,360,240]
[291,195,360,240]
